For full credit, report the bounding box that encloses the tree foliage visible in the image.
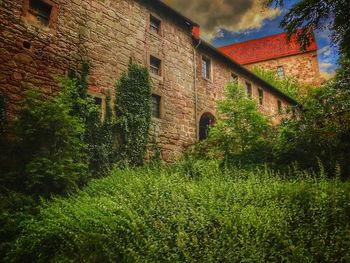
[5,86,89,197]
[266,0,350,56]
[0,92,6,136]
[252,67,310,100]
[115,61,152,166]
[191,82,271,165]
[274,57,350,176]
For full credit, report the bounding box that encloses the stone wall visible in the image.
[245,51,322,86]
[196,47,291,125]
[0,0,295,161]
[0,0,198,161]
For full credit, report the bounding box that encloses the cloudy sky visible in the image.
[163,0,338,78]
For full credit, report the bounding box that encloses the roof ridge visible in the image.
[218,30,318,65]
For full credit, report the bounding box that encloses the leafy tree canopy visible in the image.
[252,67,311,100]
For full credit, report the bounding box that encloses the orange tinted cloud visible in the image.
[163,0,280,39]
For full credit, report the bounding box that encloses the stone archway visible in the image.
[199,112,216,140]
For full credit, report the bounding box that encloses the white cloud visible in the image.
[319,62,333,71]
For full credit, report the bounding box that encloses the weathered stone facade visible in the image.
[0,0,296,161]
[244,51,322,86]
[195,42,293,126]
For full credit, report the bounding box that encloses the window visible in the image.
[150,15,161,34]
[28,0,52,26]
[277,66,285,80]
[246,82,252,98]
[231,73,238,84]
[202,56,211,79]
[88,93,105,120]
[152,94,161,118]
[150,56,161,76]
[277,100,282,113]
[258,88,264,105]
[199,113,215,140]
[94,97,102,108]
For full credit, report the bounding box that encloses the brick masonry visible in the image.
[0,0,296,161]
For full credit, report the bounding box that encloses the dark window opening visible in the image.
[202,57,211,79]
[199,113,215,140]
[231,73,238,84]
[152,94,161,118]
[87,95,104,119]
[258,88,264,105]
[29,0,52,26]
[277,100,282,113]
[277,66,285,80]
[150,56,161,76]
[23,41,31,49]
[246,82,252,98]
[150,15,161,34]
[94,97,102,108]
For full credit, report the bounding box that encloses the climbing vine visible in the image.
[67,62,118,175]
[115,61,152,166]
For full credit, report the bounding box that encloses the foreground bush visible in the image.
[7,162,350,262]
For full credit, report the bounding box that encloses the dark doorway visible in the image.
[199,113,215,140]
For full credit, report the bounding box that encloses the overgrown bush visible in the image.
[0,92,6,136]
[7,163,350,262]
[274,79,350,176]
[205,82,273,166]
[115,61,152,166]
[12,88,89,197]
[0,85,89,259]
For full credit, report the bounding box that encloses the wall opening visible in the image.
[28,0,53,26]
[199,112,215,140]
[151,94,161,118]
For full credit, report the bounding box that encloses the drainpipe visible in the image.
[192,27,201,141]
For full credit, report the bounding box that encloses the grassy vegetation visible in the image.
[7,161,350,262]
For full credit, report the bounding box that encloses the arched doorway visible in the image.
[199,112,215,140]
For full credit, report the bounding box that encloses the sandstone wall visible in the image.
[0,0,198,161]
[245,51,322,86]
[0,0,295,161]
[196,48,291,125]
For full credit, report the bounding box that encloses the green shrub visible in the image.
[0,92,6,136]
[205,82,272,165]
[115,61,152,166]
[0,64,118,259]
[8,164,350,262]
[0,191,35,260]
[13,88,89,197]
[274,64,350,177]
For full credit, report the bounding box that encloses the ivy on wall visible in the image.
[67,62,118,175]
[115,61,152,166]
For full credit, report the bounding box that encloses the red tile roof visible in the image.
[218,31,318,65]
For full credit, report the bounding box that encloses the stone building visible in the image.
[219,32,322,86]
[0,0,297,161]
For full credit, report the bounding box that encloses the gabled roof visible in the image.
[218,31,318,65]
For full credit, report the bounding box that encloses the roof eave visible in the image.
[145,0,199,27]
